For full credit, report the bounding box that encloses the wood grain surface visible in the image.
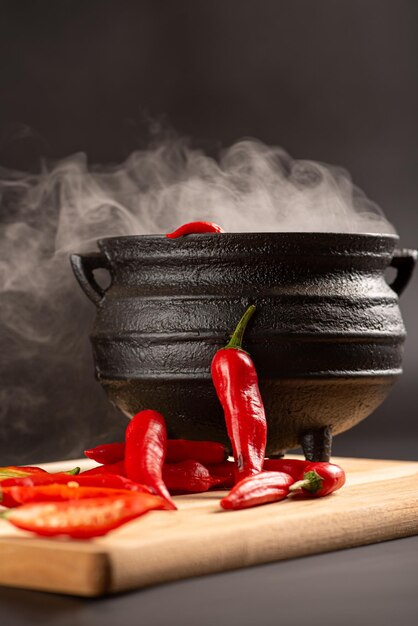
[0,456,417,597]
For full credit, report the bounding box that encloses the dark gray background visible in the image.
[0,0,417,462]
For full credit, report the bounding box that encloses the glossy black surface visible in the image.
[71,233,416,456]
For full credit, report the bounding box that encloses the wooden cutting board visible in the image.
[1,455,417,597]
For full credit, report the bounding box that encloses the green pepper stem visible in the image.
[289,470,323,493]
[65,467,81,475]
[225,305,256,350]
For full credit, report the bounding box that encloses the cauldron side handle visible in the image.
[70,252,111,305]
[389,248,417,296]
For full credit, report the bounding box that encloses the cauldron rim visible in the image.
[98,231,399,245]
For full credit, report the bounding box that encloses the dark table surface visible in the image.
[1,535,417,626]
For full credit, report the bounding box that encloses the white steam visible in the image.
[0,139,395,462]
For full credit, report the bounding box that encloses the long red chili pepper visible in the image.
[166,440,227,465]
[84,439,227,466]
[263,458,309,480]
[207,458,310,488]
[289,462,346,497]
[162,460,224,493]
[220,471,294,510]
[166,221,224,238]
[125,410,176,510]
[82,460,228,493]
[208,460,236,488]
[211,305,267,482]
[84,443,125,465]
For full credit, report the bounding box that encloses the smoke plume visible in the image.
[0,139,395,463]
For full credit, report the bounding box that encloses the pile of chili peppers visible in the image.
[0,223,346,539]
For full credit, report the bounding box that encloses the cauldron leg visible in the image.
[300,426,332,462]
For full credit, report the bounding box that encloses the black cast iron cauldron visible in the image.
[70,233,416,461]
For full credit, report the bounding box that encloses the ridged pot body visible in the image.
[72,233,414,455]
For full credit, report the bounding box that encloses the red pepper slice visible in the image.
[166,221,224,238]
[220,471,294,510]
[211,305,267,482]
[125,410,176,509]
[0,473,151,507]
[289,462,346,497]
[2,493,171,539]
[1,484,150,507]
[0,466,47,481]
[85,439,227,466]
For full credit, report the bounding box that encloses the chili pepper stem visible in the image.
[225,305,256,350]
[289,470,324,493]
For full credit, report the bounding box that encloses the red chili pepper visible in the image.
[263,458,309,480]
[84,443,125,464]
[211,305,267,482]
[220,471,294,510]
[166,440,227,465]
[85,439,227,466]
[125,410,176,510]
[0,472,151,507]
[162,460,225,493]
[166,221,224,238]
[289,462,346,497]
[208,460,236,488]
[2,493,171,539]
[209,458,310,488]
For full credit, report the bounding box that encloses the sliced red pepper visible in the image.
[0,473,151,507]
[211,305,267,482]
[166,221,224,238]
[85,439,227,466]
[1,484,151,507]
[220,471,294,510]
[125,410,176,509]
[0,466,47,481]
[289,462,346,497]
[0,465,80,482]
[2,493,171,538]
